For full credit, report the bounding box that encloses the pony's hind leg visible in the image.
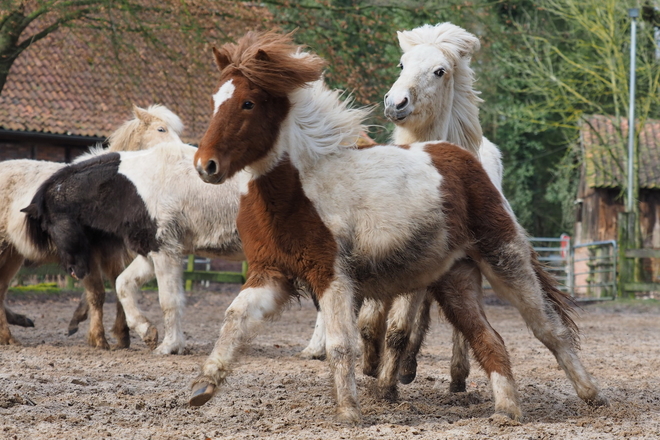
[0,248,25,345]
[358,297,389,378]
[67,292,88,336]
[374,289,426,402]
[430,261,522,421]
[115,255,158,350]
[190,275,292,408]
[449,327,471,392]
[398,293,432,385]
[476,243,608,408]
[102,254,130,349]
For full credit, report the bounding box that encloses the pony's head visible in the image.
[194,31,325,184]
[384,23,483,151]
[108,104,184,152]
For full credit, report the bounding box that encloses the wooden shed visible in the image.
[575,115,660,285]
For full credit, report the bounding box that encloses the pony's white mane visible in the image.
[396,23,483,154]
[276,80,371,168]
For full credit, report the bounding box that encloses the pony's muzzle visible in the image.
[384,93,412,122]
[196,158,227,184]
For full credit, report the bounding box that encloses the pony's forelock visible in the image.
[144,104,184,136]
[217,31,326,97]
[398,23,480,60]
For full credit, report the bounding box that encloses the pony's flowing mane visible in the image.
[107,104,184,152]
[397,23,483,153]
[215,31,326,97]
[277,80,371,168]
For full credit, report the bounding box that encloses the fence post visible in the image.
[185,255,194,292]
[617,212,637,298]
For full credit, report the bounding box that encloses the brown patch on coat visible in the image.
[424,141,578,342]
[237,159,337,299]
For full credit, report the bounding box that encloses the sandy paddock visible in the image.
[1,286,660,439]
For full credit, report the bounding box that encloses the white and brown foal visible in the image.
[191,31,607,423]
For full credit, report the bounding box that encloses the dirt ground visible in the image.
[2,285,660,440]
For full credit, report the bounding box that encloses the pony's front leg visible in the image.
[319,276,361,423]
[357,297,388,378]
[151,251,185,355]
[81,269,110,350]
[189,276,292,407]
[115,255,158,350]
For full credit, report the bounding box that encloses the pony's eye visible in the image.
[397,63,403,70]
[242,101,255,110]
[434,68,446,77]
[157,127,166,132]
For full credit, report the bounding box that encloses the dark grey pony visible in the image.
[22,142,243,354]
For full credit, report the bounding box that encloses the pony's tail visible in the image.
[20,186,53,254]
[531,251,580,349]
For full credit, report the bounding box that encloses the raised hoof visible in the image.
[143,326,159,350]
[449,379,467,393]
[67,324,79,336]
[10,315,34,328]
[189,382,216,407]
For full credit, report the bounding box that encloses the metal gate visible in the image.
[529,236,617,300]
[571,240,617,300]
[529,236,572,293]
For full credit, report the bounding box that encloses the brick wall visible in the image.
[0,139,89,163]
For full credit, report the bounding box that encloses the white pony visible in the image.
[0,105,182,347]
[301,23,509,393]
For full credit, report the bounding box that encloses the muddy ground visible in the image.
[2,285,660,439]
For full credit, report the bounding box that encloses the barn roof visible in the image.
[0,3,268,144]
[581,114,660,189]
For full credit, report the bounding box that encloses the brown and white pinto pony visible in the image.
[0,104,182,347]
[191,31,607,423]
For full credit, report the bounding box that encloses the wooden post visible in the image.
[185,255,194,292]
[617,211,637,298]
[241,261,248,284]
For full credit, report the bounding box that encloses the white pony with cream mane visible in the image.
[301,24,510,393]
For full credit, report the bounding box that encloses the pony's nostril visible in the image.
[396,97,409,111]
[205,159,218,176]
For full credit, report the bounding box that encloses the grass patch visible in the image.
[582,297,660,313]
[9,283,62,294]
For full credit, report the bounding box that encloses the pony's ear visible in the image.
[255,49,270,62]
[133,105,149,122]
[20,203,40,219]
[397,30,417,53]
[213,47,231,71]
